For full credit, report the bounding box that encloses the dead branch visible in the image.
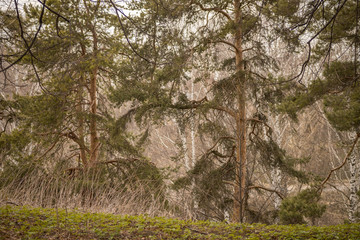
[0,0,46,73]
[37,0,69,22]
[205,136,235,155]
[0,117,12,137]
[34,138,59,162]
[248,185,284,200]
[292,0,349,83]
[109,0,151,63]
[184,226,209,235]
[211,40,239,53]
[319,132,360,192]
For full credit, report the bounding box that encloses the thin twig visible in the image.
[0,0,46,73]
[108,0,151,63]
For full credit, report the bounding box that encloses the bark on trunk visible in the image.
[190,79,196,169]
[177,120,190,170]
[190,77,199,213]
[77,75,87,167]
[232,0,247,223]
[348,153,358,223]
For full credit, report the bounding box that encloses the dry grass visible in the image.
[0,163,180,218]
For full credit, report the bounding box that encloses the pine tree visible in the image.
[0,0,167,210]
[0,0,146,169]
[110,0,307,222]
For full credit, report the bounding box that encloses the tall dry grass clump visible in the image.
[0,159,182,218]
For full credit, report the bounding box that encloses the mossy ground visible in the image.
[1,205,359,239]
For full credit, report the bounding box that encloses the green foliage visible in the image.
[0,128,31,158]
[277,61,359,132]
[1,205,360,239]
[271,0,300,17]
[279,189,326,225]
[0,0,149,168]
[173,152,234,221]
[276,0,359,132]
[313,0,358,45]
[252,137,310,183]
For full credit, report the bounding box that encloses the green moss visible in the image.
[1,205,360,239]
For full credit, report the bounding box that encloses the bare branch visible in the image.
[210,105,237,118]
[319,132,360,191]
[292,0,348,83]
[37,0,69,22]
[248,185,284,200]
[0,0,46,73]
[108,0,151,63]
[1,0,71,73]
[205,136,235,156]
[0,117,12,137]
[34,138,59,162]
[211,40,239,53]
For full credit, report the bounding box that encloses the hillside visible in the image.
[1,205,360,240]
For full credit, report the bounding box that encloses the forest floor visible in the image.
[1,205,360,239]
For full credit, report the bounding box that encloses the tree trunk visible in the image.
[190,76,199,214]
[177,119,190,170]
[232,0,247,223]
[348,153,358,223]
[89,69,99,167]
[77,74,88,167]
[89,28,99,168]
[190,79,196,169]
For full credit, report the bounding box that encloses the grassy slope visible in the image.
[1,206,360,239]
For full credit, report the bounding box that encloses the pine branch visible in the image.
[109,0,152,63]
[191,0,232,21]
